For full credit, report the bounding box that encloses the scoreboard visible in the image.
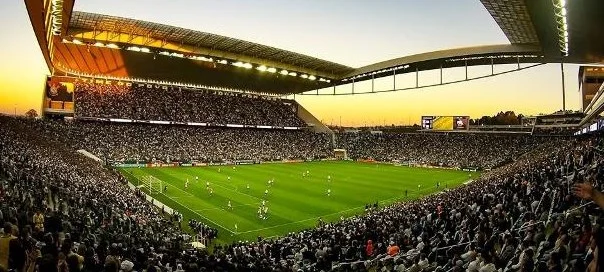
[422,116,469,130]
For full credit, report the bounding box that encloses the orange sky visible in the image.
[0,0,582,126]
[293,63,580,126]
[0,1,49,116]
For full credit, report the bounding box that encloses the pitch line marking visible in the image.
[236,180,467,235]
[152,177,237,234]
[236,185,437,235]
[150,172,470,236]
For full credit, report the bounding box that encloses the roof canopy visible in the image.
[25,0,604,94]
[69,11,354,79]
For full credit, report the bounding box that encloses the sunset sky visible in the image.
[0,0,581,126]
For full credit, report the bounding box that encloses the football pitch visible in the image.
[119,161,473,244]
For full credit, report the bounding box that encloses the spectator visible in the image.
[387,241,400,257]
[365,239,374,258]
[574,182,604,209]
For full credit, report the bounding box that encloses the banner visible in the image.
[282,159,304,163]
[358,159,376,163]
[113,163,146,168]
[235,160,257,165]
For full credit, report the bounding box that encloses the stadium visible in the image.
[1,0,604,271]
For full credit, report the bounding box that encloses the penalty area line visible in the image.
[159,180,237,234]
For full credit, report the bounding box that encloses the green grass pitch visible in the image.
[119,161,474,244]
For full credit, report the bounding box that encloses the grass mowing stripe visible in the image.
[119,161,476,243]
[237,183,450,235]
[150,168,298,235]
[154,175,237,234]
[194,202,259,212]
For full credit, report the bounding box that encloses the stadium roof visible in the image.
[342,44,543,80]
[68,11,354,79]
[480,0,604,63]
[25,0,604,94]
[480,0,540,44]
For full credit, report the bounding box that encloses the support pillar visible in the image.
[561,62,566,112]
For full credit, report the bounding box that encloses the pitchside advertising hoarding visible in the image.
[422,116,469,130]
[589,122,598,132]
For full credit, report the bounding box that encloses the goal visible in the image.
[334,149,348,160]
[142,175,163,194]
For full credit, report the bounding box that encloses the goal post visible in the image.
[142,175,163,194]
[334,149,347,160]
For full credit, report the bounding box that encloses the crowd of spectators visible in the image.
[31,119,551,169]
[1,115,603,272]
[337,132,554,169]
[0,116,193,272]
[74,82,306,127]
[30,120,333,164]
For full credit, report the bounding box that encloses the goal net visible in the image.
[142,175,163,194]
[334,149,347,160]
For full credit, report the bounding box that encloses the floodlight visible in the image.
[106,43,119,49]
[257,65,268,71]
[140,47,150,53]
[72,39,83,44]
[266,67,277,73]
[289,72,297,76]
[301,74,308,79]
[94,42,105,47]
[243,63,253,69]
[127,46,141,52]
[280,70,289,75]
[308,75,316,80]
